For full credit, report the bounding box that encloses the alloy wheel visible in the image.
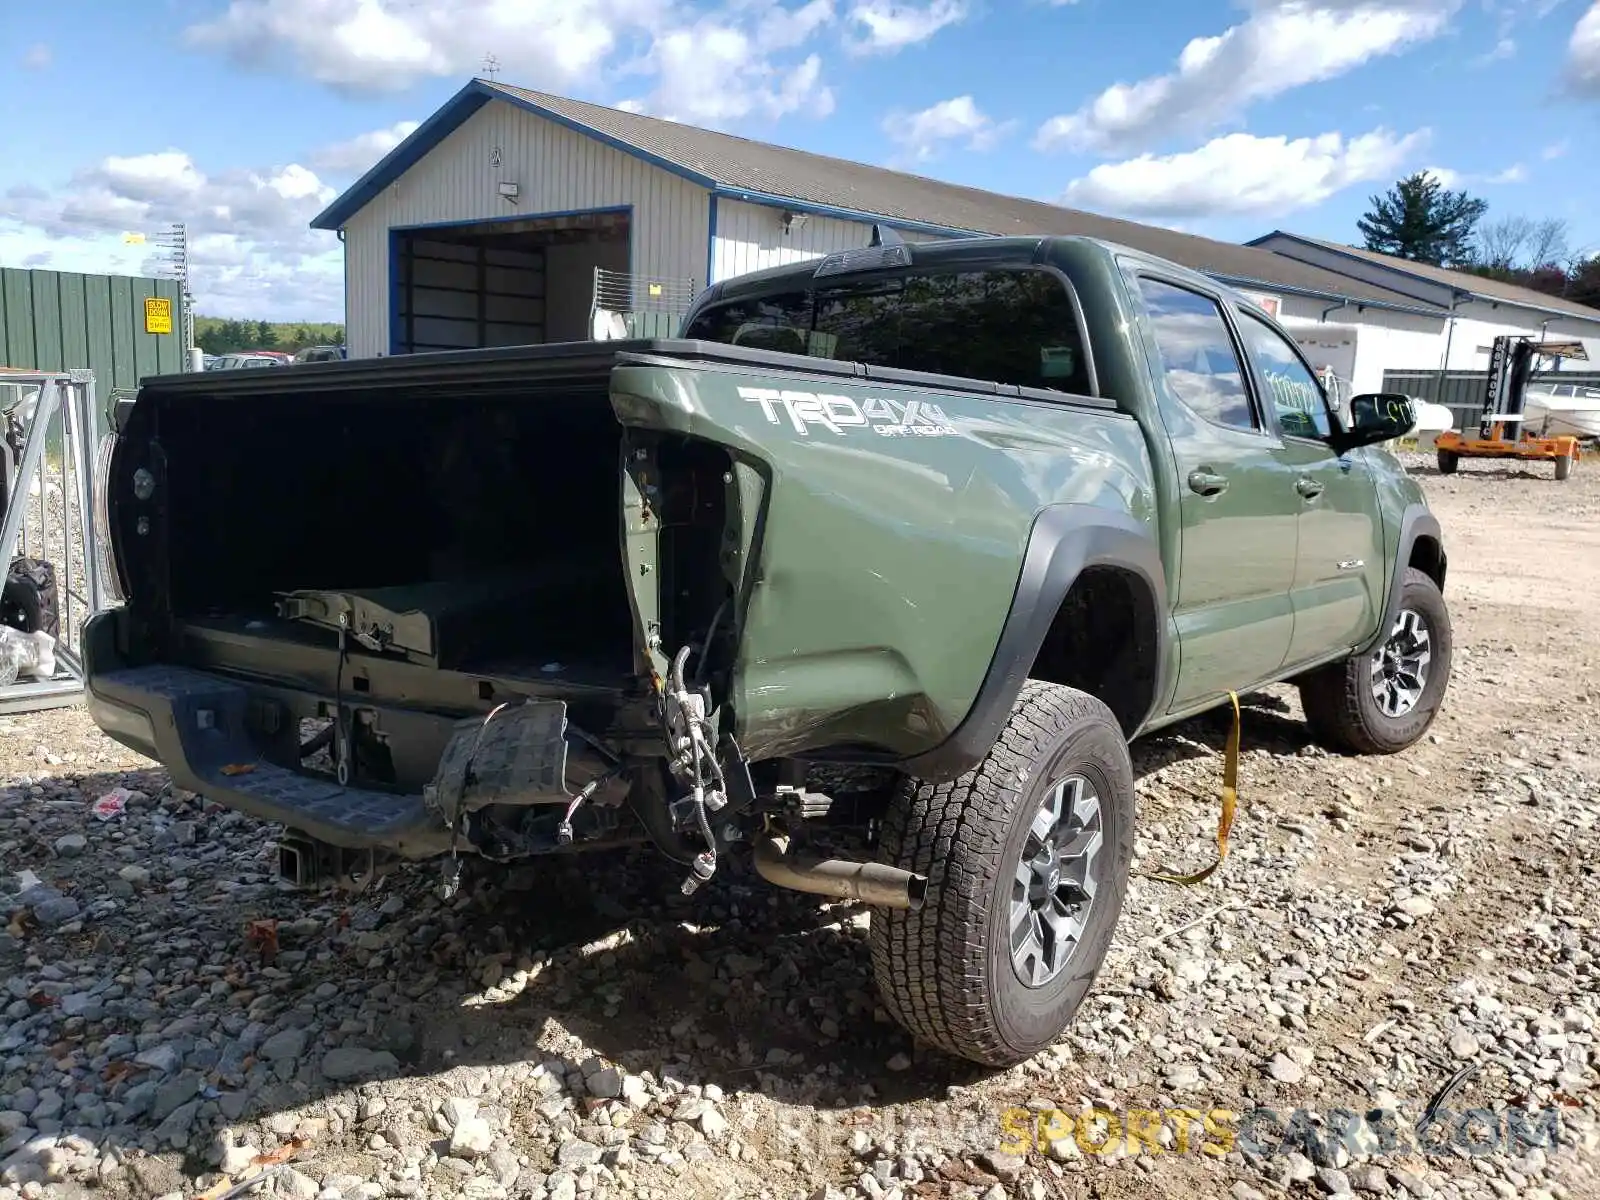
[1371,607,1431,718]
[1009,774,1104,988]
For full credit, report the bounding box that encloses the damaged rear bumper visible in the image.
[87,663,453,857]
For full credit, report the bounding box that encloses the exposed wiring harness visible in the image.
[667,640,726,894]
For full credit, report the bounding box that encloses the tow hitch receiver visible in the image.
[278,833,394,892]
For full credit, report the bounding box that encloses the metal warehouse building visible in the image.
[312,77,1600,396]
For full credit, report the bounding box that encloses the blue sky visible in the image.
[3,0,1597,321]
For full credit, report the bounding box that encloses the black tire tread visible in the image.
[869,681,1123,1066]
[1300,567,1448,755]
[1555,451,1573,481]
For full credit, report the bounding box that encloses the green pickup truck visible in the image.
[84,233,1450,1067]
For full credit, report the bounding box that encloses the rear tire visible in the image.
[1555,450,1574,481]
[1300,567,1452,755]
[1436,449,1459,475]
[869,682,1134,1067]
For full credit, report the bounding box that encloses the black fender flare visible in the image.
[899,504,1170,783]
[1357,504,1444,655]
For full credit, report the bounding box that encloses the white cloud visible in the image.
[0,145,348,321]
[309,120,422,177]
[185,0,635,92]
[21,43,51,70]
[1567,1,1600,93]
[1035,1,1458,155]
[845,0,968,54]
[185,0,848,132]
[1542,138,1570,159]
[1470,35,1517,64]
[617,3,836,124]
[1060,127,1428,219]
[881,95,1013,162]
[1422,162,1528,187]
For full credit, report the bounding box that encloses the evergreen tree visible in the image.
[1356,172,1488,266]
[1569,256,1600,309]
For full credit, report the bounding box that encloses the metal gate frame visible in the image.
[0,369,109,714]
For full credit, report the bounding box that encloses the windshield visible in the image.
[683,267,1094,396]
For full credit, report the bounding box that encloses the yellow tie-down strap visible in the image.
[1143,690,1239,886]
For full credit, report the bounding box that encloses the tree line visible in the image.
[1357,172,1600,309]
[195,317,346,355]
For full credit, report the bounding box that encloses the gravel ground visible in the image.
[2,452,1598,1200]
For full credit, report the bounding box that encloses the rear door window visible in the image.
[1135,279,1258,432]
[683,268,1093,395]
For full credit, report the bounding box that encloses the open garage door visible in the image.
[392,209,630,355]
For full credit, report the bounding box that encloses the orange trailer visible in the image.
[1433,336,1586,481]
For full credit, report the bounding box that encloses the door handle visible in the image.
[1188,469,1229,496]
[1295,476,1324,499]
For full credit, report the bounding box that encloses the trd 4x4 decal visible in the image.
[738,386,957,438]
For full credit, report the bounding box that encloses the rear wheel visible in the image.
[869,682,1134,1067]
[1555,450,1574,481]
[1436,449,1459,475]
[1300,567,1452,755]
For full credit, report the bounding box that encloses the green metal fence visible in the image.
[1,268,187,393]
[1382,369,1600,432]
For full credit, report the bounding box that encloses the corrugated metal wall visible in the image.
[1383,369,1600,431]
[711,198,950,282]
[1,268,186,392]
[340,102,710,358]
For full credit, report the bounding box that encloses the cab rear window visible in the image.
[683,267,1094,396]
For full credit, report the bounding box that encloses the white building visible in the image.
[1248,232,1600,395]
[311,77,1600,401]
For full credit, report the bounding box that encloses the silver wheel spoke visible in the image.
[1057,824,1102,862]
[1029,782,1066,846]
[1041,904,1083,957]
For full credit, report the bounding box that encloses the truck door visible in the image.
[1130,277,1299,711]
[1231,306,1385,667]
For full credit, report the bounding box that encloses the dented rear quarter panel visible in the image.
[610,361,1157,762]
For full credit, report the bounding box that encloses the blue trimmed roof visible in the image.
[310,78,1442,315]
[1249,231,1600,324]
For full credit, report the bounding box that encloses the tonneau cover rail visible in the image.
[128,338,1118,410]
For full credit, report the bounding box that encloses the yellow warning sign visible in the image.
[144,297,173,335]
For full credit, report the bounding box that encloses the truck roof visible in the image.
[693,233,1231,309]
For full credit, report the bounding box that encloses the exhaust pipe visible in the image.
[753,831,928,910]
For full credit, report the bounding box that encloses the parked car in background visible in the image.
[294,345,346,363]
[206,354,284,372]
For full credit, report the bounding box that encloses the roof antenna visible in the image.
[869,224,904,248]
[481,53,500,80]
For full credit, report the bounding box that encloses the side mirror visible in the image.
[1333,392,1416,453]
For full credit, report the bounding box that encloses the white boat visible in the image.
[1523,382,1600,440]
[1409,399,1456,439]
